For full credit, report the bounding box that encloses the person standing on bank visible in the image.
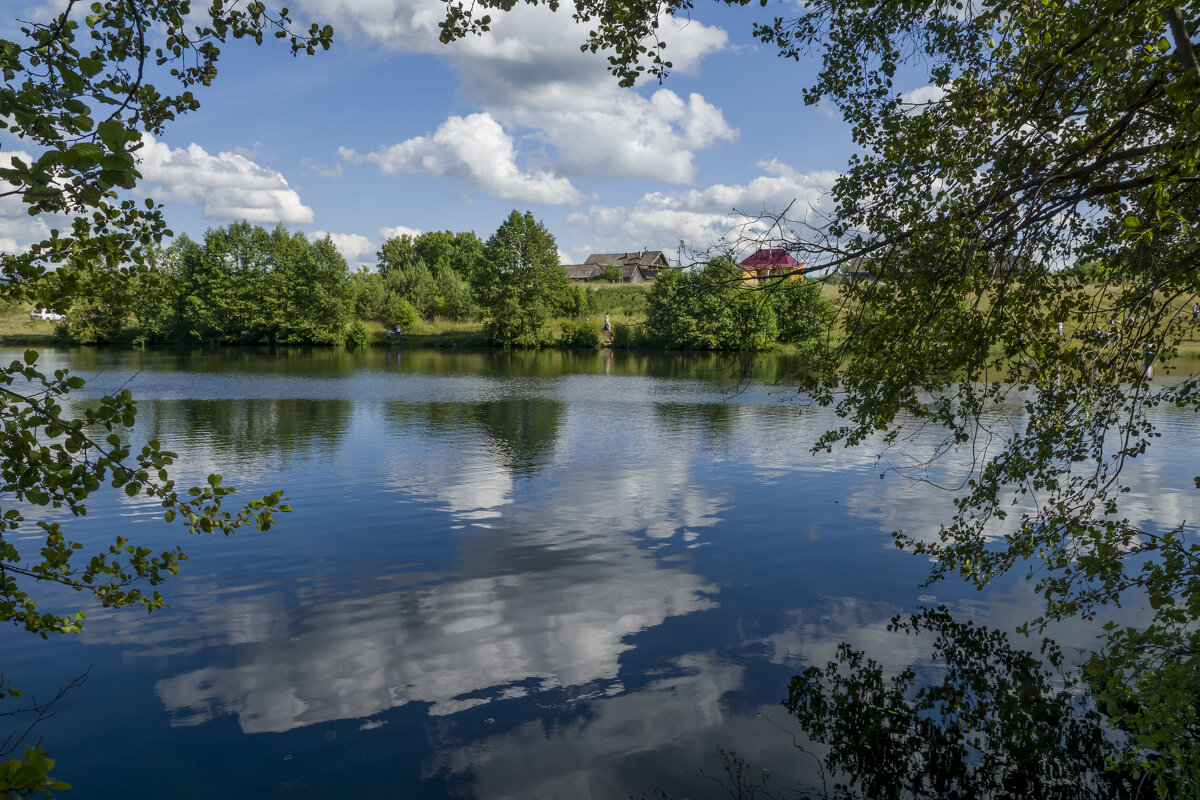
[603,314,611,332]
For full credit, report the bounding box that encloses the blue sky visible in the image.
[2,0,911,267]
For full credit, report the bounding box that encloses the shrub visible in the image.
[55,304,127,344]
[555,283,595,318]
[560,319,600,347]
[382,295,421,329]
[645,259,777,351]
[345,320,370,349]
[486,317,555,347]
[771,279,834,344]
[484,304,556,347]
[611,321,641,348]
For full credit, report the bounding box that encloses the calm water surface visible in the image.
[3,346,1197,798]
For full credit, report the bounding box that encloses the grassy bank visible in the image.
[0,310,58,346]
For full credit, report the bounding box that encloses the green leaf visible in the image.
[68,142,104,163]
[96,119,127,150]
[99,154,133,172]
[78,56,103,77]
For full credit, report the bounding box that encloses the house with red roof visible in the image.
[739,249,804,284]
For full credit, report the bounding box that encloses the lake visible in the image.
[2,346,1196,798]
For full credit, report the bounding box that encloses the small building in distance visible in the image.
[739,249,804,284]
[562,250,671,283]
[841,255,877,282]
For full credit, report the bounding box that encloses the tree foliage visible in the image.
[777,6,1200,788]
[785,607,1153,800]
[646,259,776,350]
[646,261,830,350]
[49,223,354,345]
[477,210,571,347]
[559,318,601,347]
[175,223,352,344]
[375,230,483,321]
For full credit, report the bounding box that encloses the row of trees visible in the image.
[358,229,484,323]
[363,210,597,345]
[54,211,844,352]
[398,214,832,350]
[55,222,476,345]
[51,213,614,347]
[57,223,353,345]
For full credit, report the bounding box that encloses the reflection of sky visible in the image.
[74,369,741,736]
[434,652,749,799]
[425,580,1165,800]
[384,444,515,520]
[5,348,1199,798]
[149,537,715,732]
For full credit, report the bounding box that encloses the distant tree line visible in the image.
[355,228,485,327]
[51,213,603,347]
[361,209,598,346]
[55,222,354,345]
[51,215,833,351]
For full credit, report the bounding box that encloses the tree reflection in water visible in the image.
[647,607,1156,800]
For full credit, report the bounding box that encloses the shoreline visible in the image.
[6,333,1200,369]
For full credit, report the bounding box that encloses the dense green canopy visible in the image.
[478,210,579,346]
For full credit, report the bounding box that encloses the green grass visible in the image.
[0,307,58,347]
[359,318,488,347]
[585,282,651,319]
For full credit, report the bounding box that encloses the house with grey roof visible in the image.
[561,250,671,283]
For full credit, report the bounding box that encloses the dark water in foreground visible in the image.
[2,347,1197,798]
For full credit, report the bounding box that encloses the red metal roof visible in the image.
[740,249,801,270]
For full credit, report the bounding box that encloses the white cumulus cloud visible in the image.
[567,160,840,252]
[380,225,422,240]
[508,89,735,184]
[0,150,55,253]
[307,231,376,262]
[342,113,583,206]
[312,0,732,185]
[0,236,29,255]
[137,134,314,224]
[899,84,948,112]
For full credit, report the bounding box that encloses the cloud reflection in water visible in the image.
[148,460,723,733]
